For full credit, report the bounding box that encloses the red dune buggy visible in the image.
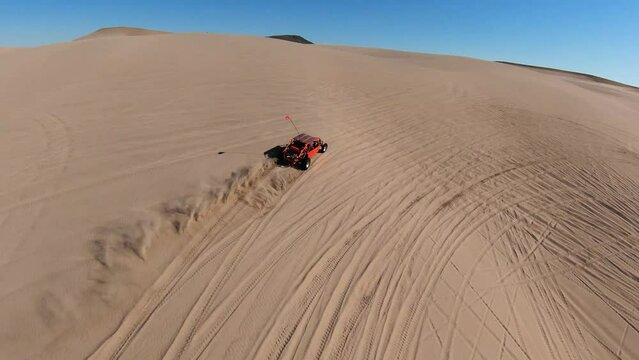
[282,133,328,170]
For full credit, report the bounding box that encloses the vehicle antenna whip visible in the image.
[284,115,300,135]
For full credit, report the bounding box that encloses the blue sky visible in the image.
[1,0,638,85]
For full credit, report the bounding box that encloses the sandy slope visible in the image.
[1,32,639,359]
[0,48,18,54]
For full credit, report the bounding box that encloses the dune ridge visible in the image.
[74,26,169,41]
[497,61,639,91]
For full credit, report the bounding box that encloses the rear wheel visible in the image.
[320,143,328,153]
[299,157,311,170]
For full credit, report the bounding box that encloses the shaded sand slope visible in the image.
[268,35,314,44]
[1,32,639,359]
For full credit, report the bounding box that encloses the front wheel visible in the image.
[299,157,311,171]
[320,143,328,153]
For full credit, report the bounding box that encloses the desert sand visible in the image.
[74,26,168,41]
[1,29,638,359]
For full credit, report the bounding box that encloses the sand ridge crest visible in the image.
[74,26,169,41]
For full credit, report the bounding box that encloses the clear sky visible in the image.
[1,0,638,85]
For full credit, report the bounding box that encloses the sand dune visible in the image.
[0,48,18,54]
[75,26,169,41]
[496,61,639,91]
[1,31,639,359]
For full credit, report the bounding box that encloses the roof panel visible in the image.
[293,133,319,144]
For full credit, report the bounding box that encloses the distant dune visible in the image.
[267,34,313,44]
[497,61,638,91]
[74,26,169,41]
[1,28,639,359]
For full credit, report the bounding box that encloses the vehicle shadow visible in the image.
[263,145,290,166]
